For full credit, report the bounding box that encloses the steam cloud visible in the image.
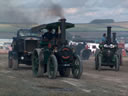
[0,0,65,24]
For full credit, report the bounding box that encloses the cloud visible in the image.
[0,0,128,23]
[84,12,97,16]
[0,0,66,24]
[59,0,88,8]
[65,8,78,14]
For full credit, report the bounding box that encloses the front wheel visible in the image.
[72,55,83,79]
[115,55,120,71]
[8,52,13,68]
[98,55,102,71]
[12,52,19,70]
[12,57,19,70]
[47,55,58,79]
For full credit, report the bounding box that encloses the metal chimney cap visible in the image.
[107,26,112,28]
[59,18,66,22]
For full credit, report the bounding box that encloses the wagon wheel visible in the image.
[59,68,70,77]
[47,55,58,79]
[115,55,120,71]
[8,52,13,68]
[72,55,83,79]
[98,54,102,71]
[32,49,44,77]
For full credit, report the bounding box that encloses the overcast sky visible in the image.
[0,0,128,23]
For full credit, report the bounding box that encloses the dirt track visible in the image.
[0,54,128,96]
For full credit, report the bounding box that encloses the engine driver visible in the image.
[42,28,55,41]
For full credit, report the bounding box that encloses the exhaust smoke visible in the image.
[48,4,64,19]
[0,0,65,24]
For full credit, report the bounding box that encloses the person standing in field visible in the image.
[101,33,107,43]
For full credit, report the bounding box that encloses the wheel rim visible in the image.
[72,56,82,79]
[47,55,58,79]
[32,51,39,76]
[115,55,119,71]
[98,55,102,71]
[73,58,80,76]
[95,59,98,70]
[8,57,13,68]
[49,58,55,77]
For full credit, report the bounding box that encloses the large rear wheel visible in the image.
[98,55,102,71]
[72,55,83,79]
[115,55,120,71]
[95,56,99,70]
[120,55,123,66]
[32,49,44,77]
[47,55,58,79]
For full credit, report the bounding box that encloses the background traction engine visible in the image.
[95,27,121,71]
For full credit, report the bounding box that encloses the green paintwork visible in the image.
[31,22,75,32]
[32,52,39,76]
[40,41,49,47]
[45,22,75,29]
[43,49,51,65]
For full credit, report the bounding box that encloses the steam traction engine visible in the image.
[31,19,83,79]
[95,27,122,71]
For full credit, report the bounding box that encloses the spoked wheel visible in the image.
[72,55,83,79]
[47,55,58,79]
[115,55,120,71]
[32,49,44,77]
[59,68,70,77]
[98,55,102,71]
[119,55,123,66]
[38,49,45,76]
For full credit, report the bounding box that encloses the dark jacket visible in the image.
[42,32,55,40]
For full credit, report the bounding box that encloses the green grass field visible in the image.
[1,22,128,32]
[68,23,128,32]
[0,22,128,33]
[0,24,33,33]
[0,22,128,38]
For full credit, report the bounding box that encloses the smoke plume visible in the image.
[0,0,65,24]
[47,4,64,18]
